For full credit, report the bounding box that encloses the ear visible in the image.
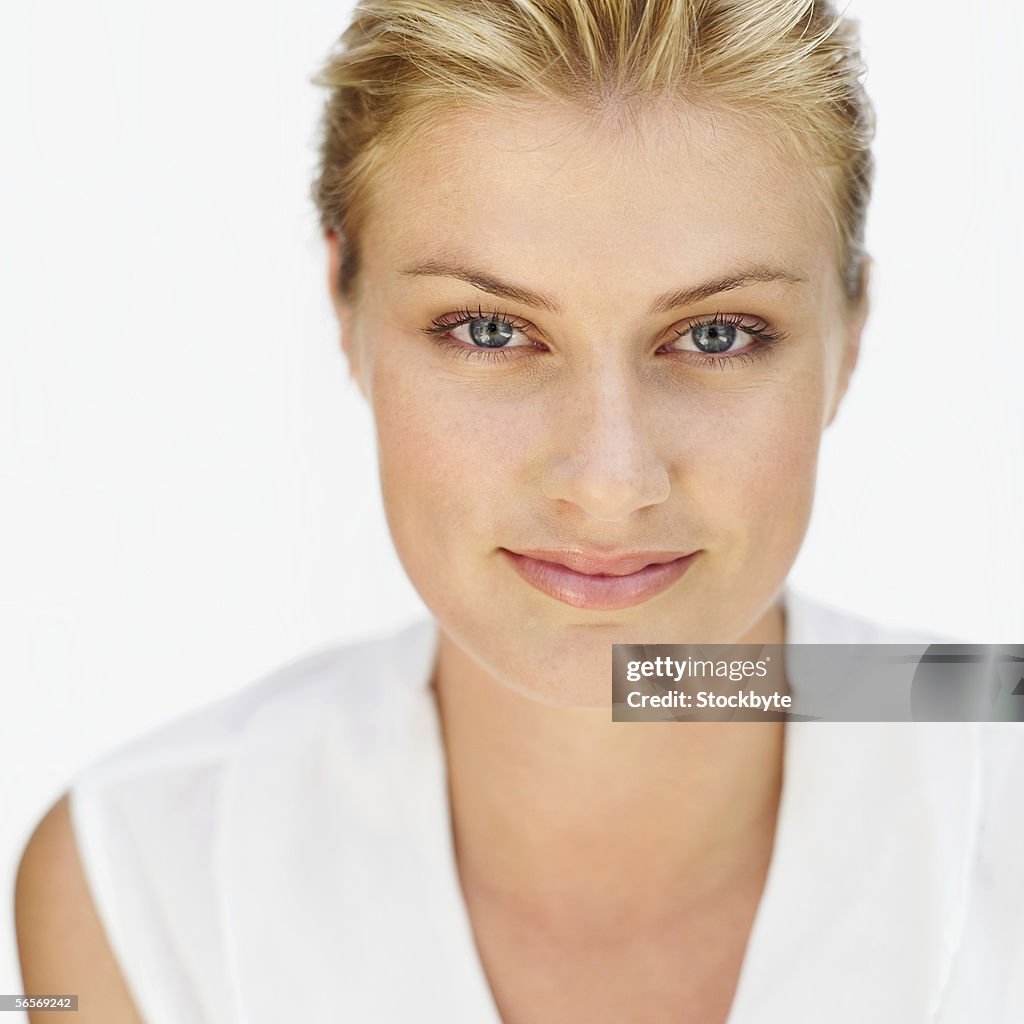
[824,256,871,429]
[326,230,367,398]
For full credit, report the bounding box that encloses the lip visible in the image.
[501,548,699,610]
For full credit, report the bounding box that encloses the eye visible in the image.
[458,316,530,348]
[424,307,534,350]
[667,317,765,356]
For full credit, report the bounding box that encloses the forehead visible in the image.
[361,97,838,307]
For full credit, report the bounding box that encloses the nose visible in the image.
[540,369,671,522]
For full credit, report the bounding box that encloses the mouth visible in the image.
[500,548,700,611]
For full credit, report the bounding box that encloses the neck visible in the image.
[431,598,788,941]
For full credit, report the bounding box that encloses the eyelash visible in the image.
[420,303,788,370]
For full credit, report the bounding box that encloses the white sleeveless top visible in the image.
[68,586,1024,1024]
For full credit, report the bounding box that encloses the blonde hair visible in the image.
[310,0,875,306]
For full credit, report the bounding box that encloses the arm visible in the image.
[15,793,145,1024]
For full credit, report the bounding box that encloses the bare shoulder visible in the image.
[15,792,144,1024]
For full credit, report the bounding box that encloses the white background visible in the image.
[2,0,1022,1005]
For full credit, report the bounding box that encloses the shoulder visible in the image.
[66,616,437,905]
[73,616,437,799]
[975,720,1024,837]
[25,617,437,1023]
[783,585,953,644]
[940,719,1024,1013]
[784,591,1024,1001]
[15,793,143,1023]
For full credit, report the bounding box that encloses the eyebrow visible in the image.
[398,258,808,316]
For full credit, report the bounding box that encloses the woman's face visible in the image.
[329,97,865,706]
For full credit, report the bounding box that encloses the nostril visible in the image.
[541,453,671,520]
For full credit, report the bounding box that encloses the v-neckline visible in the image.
[408,588,981,1024]
[219,591,980,1023]
[410,591,805,1024]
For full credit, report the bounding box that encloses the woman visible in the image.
[15,1,1022,1022]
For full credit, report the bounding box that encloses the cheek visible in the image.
[680,369,826,567]
[368,353,542,598]
[374,374,531,510]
